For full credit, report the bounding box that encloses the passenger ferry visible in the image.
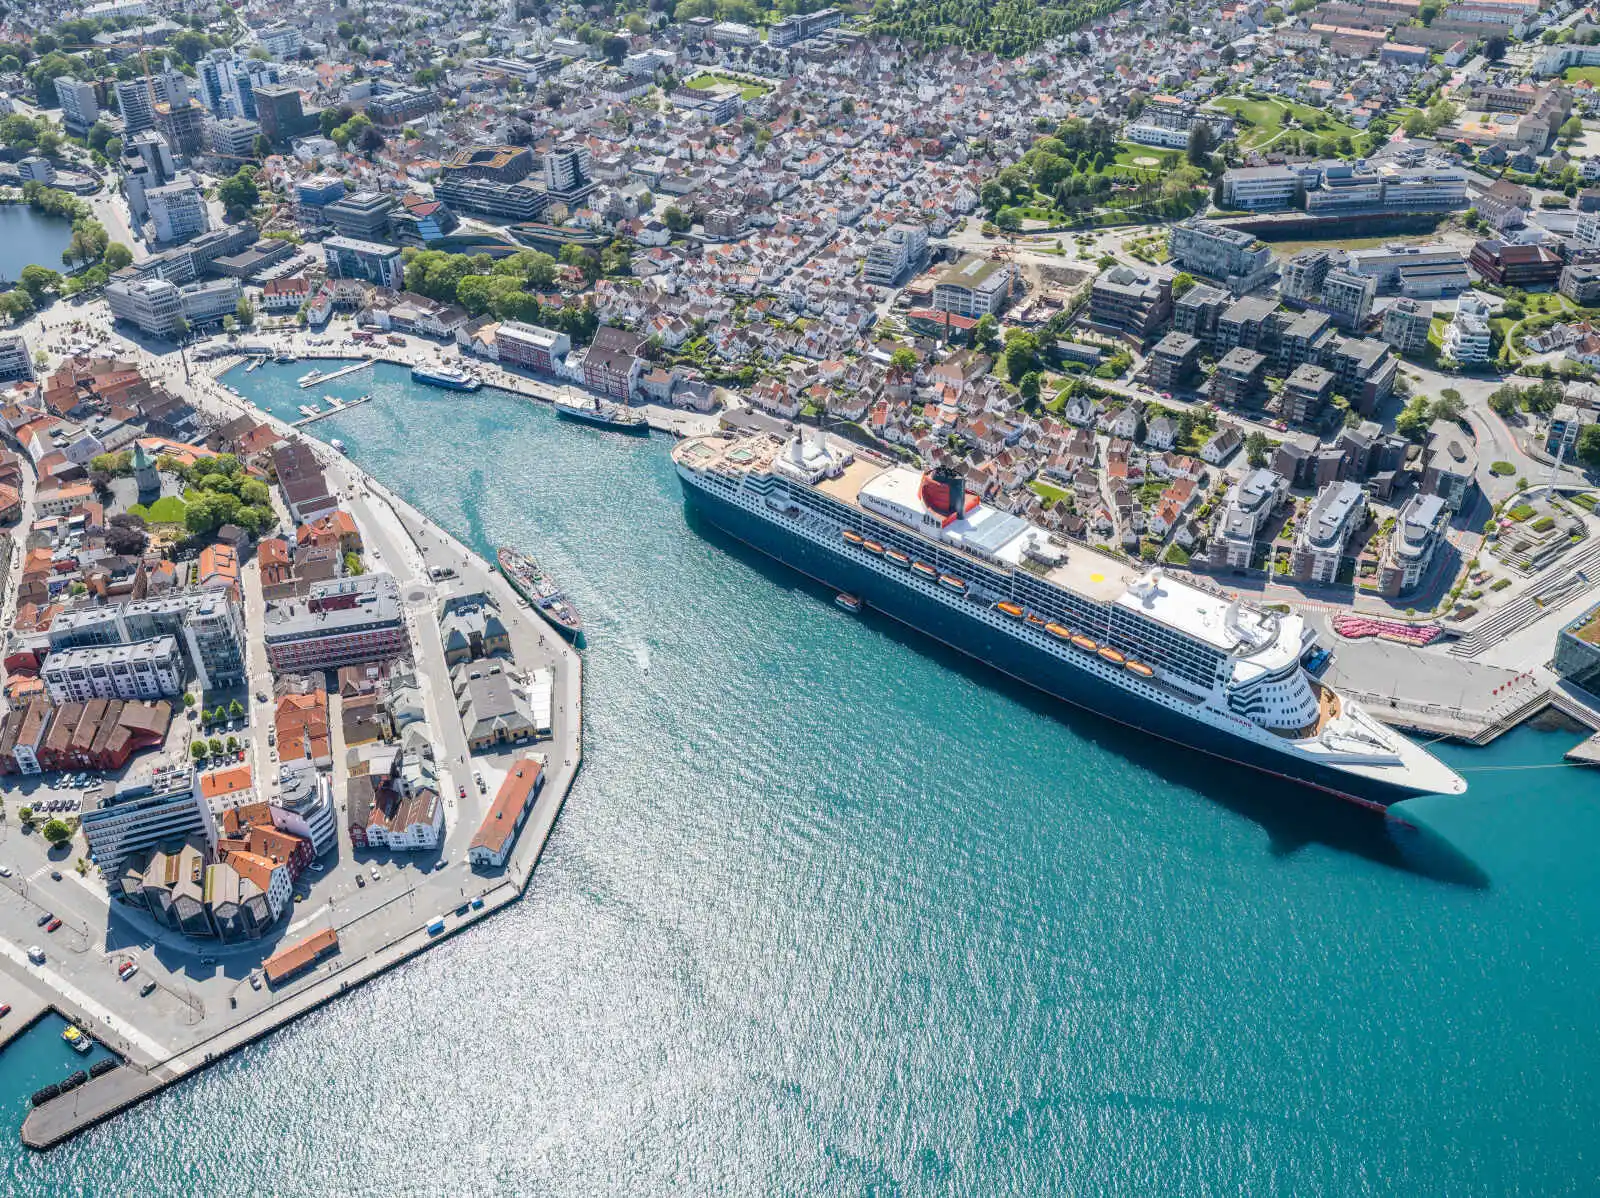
[670,428,1466,810]
[411,364,483,392]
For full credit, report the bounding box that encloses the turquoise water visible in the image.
[7,362,1600,1194]
[0,1014,119,1139]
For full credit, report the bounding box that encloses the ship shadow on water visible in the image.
[685,505,1489,890]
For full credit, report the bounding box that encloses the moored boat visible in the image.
[412,364,482,391]
[836,592,862,613]
[330,438,348,454]
[496,546,583,643]
[553,392,649,433]
[296,369,324,388]
[62,1025,91,1054]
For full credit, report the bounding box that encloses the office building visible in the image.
[81,764,211,892]
[179,277,242,326]
[1292,480,1364,584]
[252,83,310,146]
[263,574,407,672]
[323,236,404,290]
[324,190,396,240]
[0,330,34,383]
[155,98,207,158]
[495,322,570,372]
[543,146,595,201]
[146,176,211,243]
[442,145,532,182]
[107,277,187,339]
[210,117,260,159]
[367,84,439,126]
[434,175,548,221]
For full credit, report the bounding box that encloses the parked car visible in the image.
[45,918,61,933]
[356,874,366,888]
[0,865,11,877]
[36,912,52,927]
[27,946,44,964]
[139,981,156,997]
[49,870,61,881]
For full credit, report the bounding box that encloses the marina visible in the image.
[293,392,374,427]
[298,359,374,389]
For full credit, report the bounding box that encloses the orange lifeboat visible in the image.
[863,540,885,554]
[1045,622,1072,639]
[842,529,863,545]
[910,561,938,579]
[1071,634,1098,651]
[1098,647,1126,665]
[1126,661,1154,678]
[1025,613,1047,627]
[995,601,1024,618]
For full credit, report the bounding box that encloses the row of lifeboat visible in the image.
[992,602,1155,679]
[842,530,967,593]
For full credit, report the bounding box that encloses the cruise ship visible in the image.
[672,428,1467,811]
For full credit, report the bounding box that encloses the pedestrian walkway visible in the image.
[1449,540,1600,657]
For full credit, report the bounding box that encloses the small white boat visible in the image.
[330,438,348,453]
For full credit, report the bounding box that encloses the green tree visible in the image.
[663,205,690,232]
[17,264,60,303]
[1577,422,1600,467]
[42,818,72,846]
[1396,394,1434,441]
[1001,328,1040,382]
[1245,430,1271,467]
[217,167,260,214]
[889,346,918,372]
[1171,271,1196,298]
[236,296,255,325]
[207,737,224,756]
[973,314,999,352]
[103,242,133,271]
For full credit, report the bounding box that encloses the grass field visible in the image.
[1113,143,1181,172]
[1211,95,1361,147]
[1563,66,1600,85]
[129,495,187,525]
[686,72,770,100]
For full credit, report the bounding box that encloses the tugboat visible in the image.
[411,364,482,391]
[62,1025,91,1054]
[553,391,649,434]
[496,547,583,643]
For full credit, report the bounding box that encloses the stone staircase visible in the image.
[1448,539,1600,659]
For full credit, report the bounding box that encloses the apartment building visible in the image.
[1442,294,1493,366]
[1380,298,1433,355]
[1209,347,1268,408]
[864,223,928,287]
[1168,219,1277,294]
[1379,492,1450,597]
[146,177,211,244]
[1293,480,1365,584]
[1147,332,1201,390]
[0,331,34,383]
[41,637,183,704]
[56,79,100,135]
[932,255,1014,318]
[1216,467,1287,569]
[1282,363,1336,425]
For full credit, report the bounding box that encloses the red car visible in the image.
[45,918,62,933]
[458,785,466,799]
[0,1003,12,1018]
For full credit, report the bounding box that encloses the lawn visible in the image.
[1213,96,1288,128]
[1508,503,1536,522]
[1211,95,1360,147]
[1030,479,1070,506]
[129,494,188,524]
[1113,143,1181,173]
[685,72,770,100]
[1563,66,1600,85]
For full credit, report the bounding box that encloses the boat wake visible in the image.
[633,643,651,674]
